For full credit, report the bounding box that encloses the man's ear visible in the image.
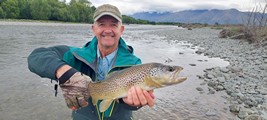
[120,25,125,33]
[92,24,96,34]
[91,24,94,31]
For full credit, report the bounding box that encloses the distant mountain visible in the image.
[131,9,256,24]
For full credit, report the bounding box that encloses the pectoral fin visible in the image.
[99,99,113,112]
[92,97,98,106]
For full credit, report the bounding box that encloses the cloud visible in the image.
[67,0,267,15]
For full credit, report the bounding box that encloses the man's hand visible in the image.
[122,86,155,107]
[57,65,91,110]
[59,72,91,110]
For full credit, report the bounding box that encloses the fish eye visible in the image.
[167,66,174,72]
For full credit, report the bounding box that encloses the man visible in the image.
[28,4,155,120]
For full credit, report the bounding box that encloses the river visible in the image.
[0,21,233,120]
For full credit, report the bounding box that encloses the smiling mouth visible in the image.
[101,35,115,38]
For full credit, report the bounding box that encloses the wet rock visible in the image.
[229,104,240,113]
[244,99,256,107]
[244,114,265,120]
[257,88,267,95]
[238,110,249,119]
[195,49,205,54]
[229,116,242,120]
[238,108,254,119]
[220,67,230,73]
[197,75,204,79]
[196,87,203,91]
[165,58,173,63]
[189,64,196,66]
[205,108,217,116]
[200,82,206,86]
[192,101,198,105]
[259,65,267,70]
[223,73,231,80]
[229,66,242,73]
[207,81,217,87]
[208,87,216,94]
[205,73,215,79]
[217,77,226,83]
[262,100,267,109]
[215,85,224,91]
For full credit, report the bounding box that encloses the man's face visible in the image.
[92,15,124,49]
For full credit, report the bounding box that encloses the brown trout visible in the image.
[88,62,187,112]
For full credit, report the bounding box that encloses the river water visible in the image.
[0,22,232,120]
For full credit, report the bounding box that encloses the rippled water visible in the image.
[0,22,232,120]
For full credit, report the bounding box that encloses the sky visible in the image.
[67,0,267,15]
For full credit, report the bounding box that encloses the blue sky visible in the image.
[67,0,266,15]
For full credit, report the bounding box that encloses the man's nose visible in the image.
[103,27,113,33]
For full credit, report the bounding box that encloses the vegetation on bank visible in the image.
[0,0,95,23]
[1,0,266,45]
[218,2,267,46]
[0,0,184,25]
[0,0,151,24]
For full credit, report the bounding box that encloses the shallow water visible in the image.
[0,22,232,120]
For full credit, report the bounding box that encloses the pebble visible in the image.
[205,108,217,116]
[229,104,240,113]
[196,87,203,91]
[189,64,196,66]
[244,114,265,120]
[152,28,267,119]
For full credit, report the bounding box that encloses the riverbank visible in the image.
[0,21,265,119]
[150,28,267,119]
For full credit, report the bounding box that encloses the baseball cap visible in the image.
[93,4,122,22]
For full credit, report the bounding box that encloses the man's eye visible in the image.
[98,23,104,26]
[112,24,118,27]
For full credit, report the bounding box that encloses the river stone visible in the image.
[230,66,242,73]
[205,108,217,116]
[196,87,203,91]
[220,67,230,73]
[255,60,262,65]
[206,73,215,79]
[257,88,267,95]
[207,81,217,87]
[262,101,267,110]
[217,77,226,83]
[261,64,267,70]
[229,104,240,113]
[244,114,265,120]
[223,73,231,80]
[216,85,224,91]
[238,110,249,119]
[195,48,205,54]
[209,89,215,94]
[230,116,242,120]
[189,64,196,66]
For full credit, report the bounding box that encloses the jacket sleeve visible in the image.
[27,45,70,80]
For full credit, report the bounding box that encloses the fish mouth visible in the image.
[168,67,187,84]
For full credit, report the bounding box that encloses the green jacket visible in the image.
[28,37,141,120]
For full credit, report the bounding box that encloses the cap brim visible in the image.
[94,12,122,22]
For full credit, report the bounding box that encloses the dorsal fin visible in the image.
[105,69,125,80]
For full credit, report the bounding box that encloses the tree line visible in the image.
[0,0,96,23]
[0,0,158,24]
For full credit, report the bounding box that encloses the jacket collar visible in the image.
[73,37,140,67]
